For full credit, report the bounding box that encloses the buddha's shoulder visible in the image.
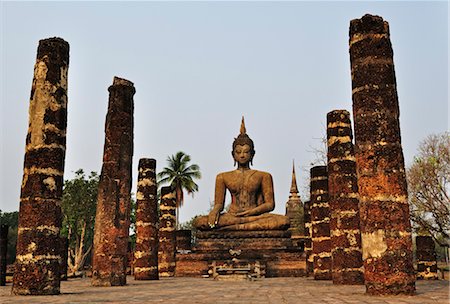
[217,169,272,178]
[251,170,272,178]
[216,170,236,179]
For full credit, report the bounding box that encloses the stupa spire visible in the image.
[290,160,299,195]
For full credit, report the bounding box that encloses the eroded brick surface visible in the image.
[134,158,158,280]
[349,14,415,295]
[92,77,135,287]
[416,236,438,280]
[310,166,331,280]
[303,201,314,275]
[11,38,69,295]
[158,187,176,277]
[327,110,364,285]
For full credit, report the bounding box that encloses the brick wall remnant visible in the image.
[327,110,364,285]
[416,236,438,280]
[349,14,415,295]
[11,37,69,295]
[92,76,135,287]
[134,158,159,280]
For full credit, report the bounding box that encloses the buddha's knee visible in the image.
[193,215,208,229]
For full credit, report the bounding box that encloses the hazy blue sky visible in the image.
[1,1,448,224]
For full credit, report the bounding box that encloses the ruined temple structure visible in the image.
[285,162,305,239]
[416,236,438,280]
[350,14,415,294]
[310,166,332,280]
[11,38,69,295]
[134,158,159,280]
[303,201,314,275]
[177,119,306,278]
[92,77,135,287]
[0,225,8,286]
[158,187,177,277]
[176,230,192,252]
[327,110,364,285]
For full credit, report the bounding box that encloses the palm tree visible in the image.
[157,151,201,228]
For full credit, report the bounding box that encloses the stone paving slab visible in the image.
[0,276,448,304]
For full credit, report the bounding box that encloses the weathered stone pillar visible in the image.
[349,14,415,295]
[158,186,176,277]
[327,110,364,285]
[59,236,68,281]
[92,77,135,287]
[0,224,8,286]
[134,158,159,280]
[310,166,331,280]
[11,38,69,295]
[303,201,314,275]
[416,236,438,280]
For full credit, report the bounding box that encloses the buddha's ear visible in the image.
[232,151,237,167]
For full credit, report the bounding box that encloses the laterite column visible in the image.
[303,201,314,275]
[12,38,69,295]
[158,186,176,277]
[310,166,331,280]
[92,77,135,286]
[134,158,159,280]
[327,110,364,285]
[416,236,438,280]
[0,225,8,286]
[350,14,415,294]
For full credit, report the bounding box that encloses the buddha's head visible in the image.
[232,117,255,167]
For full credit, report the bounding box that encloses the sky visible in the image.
[1,1,448,224]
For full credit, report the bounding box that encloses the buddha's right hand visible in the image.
[207,210,220,228]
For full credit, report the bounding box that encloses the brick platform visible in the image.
[176,230,306,278]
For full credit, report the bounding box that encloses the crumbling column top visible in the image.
[350,14,389,36]
[113,76,134,87]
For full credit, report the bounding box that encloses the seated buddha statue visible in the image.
[194,118,290,231]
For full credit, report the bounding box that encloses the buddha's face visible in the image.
[233,144,253,166]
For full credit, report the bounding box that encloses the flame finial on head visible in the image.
[232,116,255,163]
[240,116,246,135]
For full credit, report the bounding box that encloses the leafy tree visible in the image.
[0,211,19,264]
[61,169,99,274]
[157,151,201,228]
[407,132,450,250]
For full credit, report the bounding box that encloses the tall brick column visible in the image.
[310,166,331,280]
[416,236,438,280]
[134,158,159,280]
[12,38,69,295]
[327,110,364,285]
[92,77,135,287]
[0,225,8,286]
[158,186,176,277]
[349,14,415,295]
[303,201,314,275]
